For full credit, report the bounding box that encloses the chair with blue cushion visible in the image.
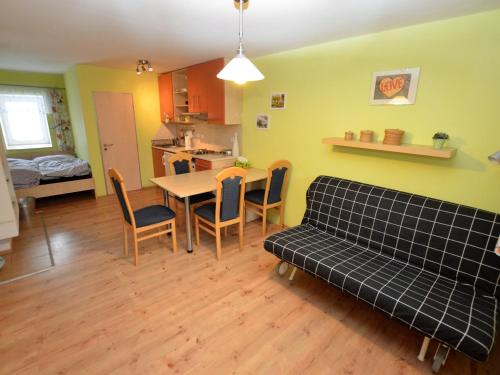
[168,153,215,217]
[194,167,247,260]
[108,168,177,266]
[244,160,291,235]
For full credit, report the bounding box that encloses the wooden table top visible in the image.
[150,168,267,198]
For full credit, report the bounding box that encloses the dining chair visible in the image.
[194,167,247,260]
[108,168,177,266]
[167,153,215,216]
[244,160,292,235]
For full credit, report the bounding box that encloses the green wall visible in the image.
[242,10,500,226]
[64,65,160,196]
[0,69,64,88]
[0,69,66,156]
[64,66,88,161]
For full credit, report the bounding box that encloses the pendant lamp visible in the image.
[217,0,264,85]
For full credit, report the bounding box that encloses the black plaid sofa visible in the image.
[264,176,500,363]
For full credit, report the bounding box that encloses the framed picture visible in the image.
[256,114,269,130]
[270,93,287,110]
[369,67,420,105]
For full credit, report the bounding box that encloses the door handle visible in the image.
[103,143,114,147]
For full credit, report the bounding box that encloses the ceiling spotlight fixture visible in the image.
[217,0,264,85]
[136,59,153,75]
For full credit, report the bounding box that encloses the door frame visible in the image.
[92,91,143,195]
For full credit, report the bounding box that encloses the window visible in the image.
[0,94,52,150]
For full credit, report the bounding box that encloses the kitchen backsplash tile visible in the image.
[153,123,241,151]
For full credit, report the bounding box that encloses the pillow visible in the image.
[32,154,76,164]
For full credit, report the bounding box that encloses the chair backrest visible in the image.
[168,153,193,175]
[215,167,247,223]
[264,160,291,205]
[302,175,500,298]
[108,168,135,227]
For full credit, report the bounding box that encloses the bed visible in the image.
[8,153,95,199]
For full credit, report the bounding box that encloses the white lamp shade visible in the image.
[217,53,264,84]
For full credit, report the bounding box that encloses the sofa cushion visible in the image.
[264,224,498,362]
[302,176,500,299]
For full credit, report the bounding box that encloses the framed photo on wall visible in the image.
[369,67,420,105]
[270,93,287,109]
[256,114,270,130]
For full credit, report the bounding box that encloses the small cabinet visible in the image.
[194,158,212,171]
[187,58,241,125]
[158,73,174,122]
[159,58,242,125]
[152,148,166,177]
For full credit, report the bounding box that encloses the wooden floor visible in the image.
[0,212,53,283]
[0,188,498,374]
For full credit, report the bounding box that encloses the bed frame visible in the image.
[15,178,95,199]
[11,151,96,199]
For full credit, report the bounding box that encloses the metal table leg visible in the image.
[184,196,193,253]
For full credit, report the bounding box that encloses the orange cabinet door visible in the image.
[158,73,174,121]
[202,58,225,124]
[194,158,212,171]
[152,148,166,177]
[187,65,201,113]
[187,58,225,122]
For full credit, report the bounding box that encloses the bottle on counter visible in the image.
[232,132,240,157]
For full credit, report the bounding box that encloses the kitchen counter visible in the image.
[194,154,236,162]
[152,146,235,162]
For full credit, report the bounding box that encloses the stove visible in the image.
[186,149,227,155]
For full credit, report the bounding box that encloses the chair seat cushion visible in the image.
[175,192,215,205]
[195,202,239,223]
[195,203,216,222]
[246,189,281,205]
[245,189,265,205]
[264,224,498,362]
[134,205,175,228]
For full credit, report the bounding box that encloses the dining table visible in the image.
[150,167,267,253]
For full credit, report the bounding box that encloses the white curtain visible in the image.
[0,85,51,114]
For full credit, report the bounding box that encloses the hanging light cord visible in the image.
[238,0,244,55]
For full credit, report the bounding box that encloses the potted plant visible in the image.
[432,132,449,149]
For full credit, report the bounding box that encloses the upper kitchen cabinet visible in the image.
[158,72,174,122]
[187,58,242,125]
[159,58,242,125]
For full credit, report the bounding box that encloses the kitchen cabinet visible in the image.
[187,58,242,125]
[159,58,242,125]
[158,72,174,122]
[152,147,166,177]
[194,157,235,171]
[194,158,212,171]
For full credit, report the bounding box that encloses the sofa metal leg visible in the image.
[432,344,450,373]
[275,261,289,276]
[289,267,297,281]
[418,336,431,362]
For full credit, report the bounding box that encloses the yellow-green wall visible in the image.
[64,66,88,162]
[0,69,64,88]
[64,65,160,196]
[0,69,66,156]
[242,10,500,226]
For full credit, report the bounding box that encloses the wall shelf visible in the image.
[322,137,457,159]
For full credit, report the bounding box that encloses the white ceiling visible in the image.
[1,0,499,74]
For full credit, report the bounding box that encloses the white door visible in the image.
[93,92,142,193]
